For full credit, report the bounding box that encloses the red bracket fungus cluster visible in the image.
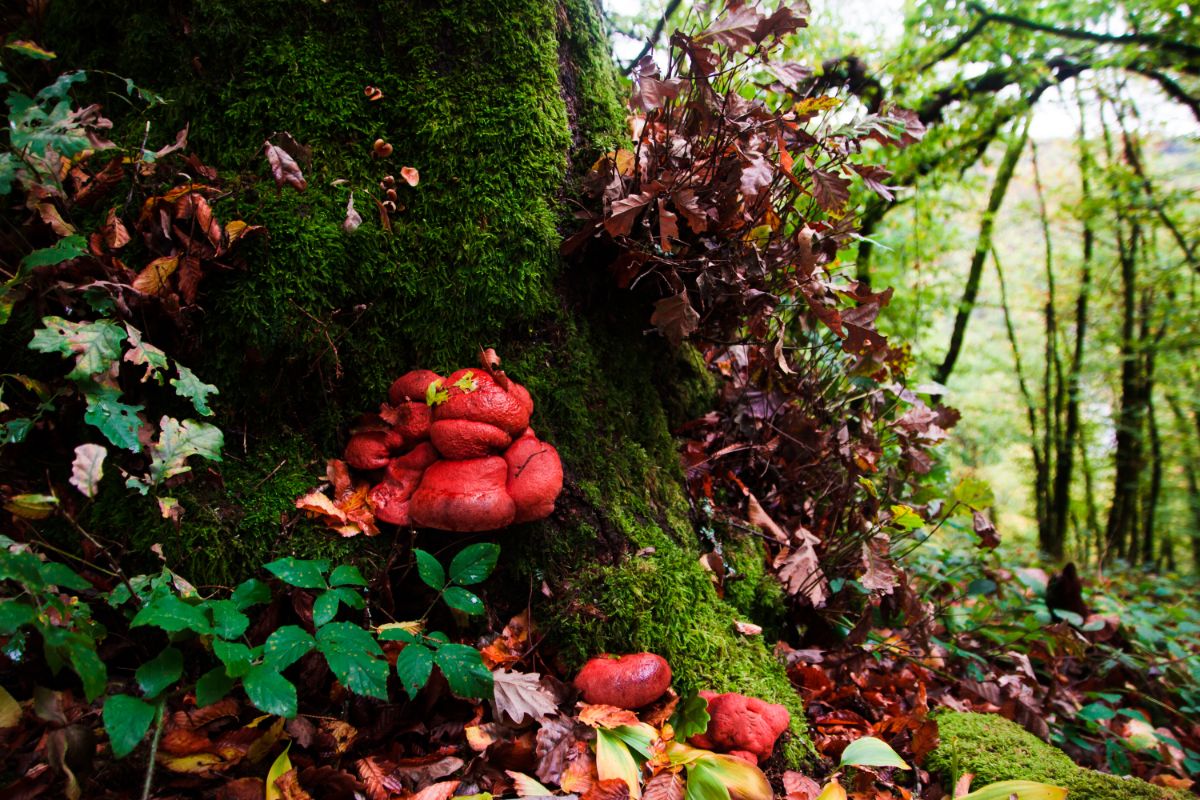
[574,653,673,709]
[343,352,563,532]
[687,690,790,765]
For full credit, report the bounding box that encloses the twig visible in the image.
[140,700,167,800]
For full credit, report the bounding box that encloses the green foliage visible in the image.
[379,544,499,701]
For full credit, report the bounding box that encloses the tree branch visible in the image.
[621,0,684,75]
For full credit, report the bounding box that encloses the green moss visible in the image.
[721,533,788,638]
[557,0,627,159]
[927,712,1187,800]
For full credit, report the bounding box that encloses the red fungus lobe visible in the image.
[385,401,432,444]
[430,418,513,460]
[390,442,439,473]
[436,369,531,436]
[369,480,415,526]
[388,369,444,405]
[687,691,790,763]
[504,429,563,523]
[409,457,516,532]
[344,431,391,470]
[573,653,671,709]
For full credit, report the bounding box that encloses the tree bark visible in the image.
[41,0,812,760]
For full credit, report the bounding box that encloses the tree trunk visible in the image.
[42,0,812,760]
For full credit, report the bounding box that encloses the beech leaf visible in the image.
[70,443,106,498]
[490,669,558,725]
[263,140,307,192]
[650,291,700,348]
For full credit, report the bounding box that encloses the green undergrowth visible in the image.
[928,711,1187,800]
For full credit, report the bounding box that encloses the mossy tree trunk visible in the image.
[42,0,812,763]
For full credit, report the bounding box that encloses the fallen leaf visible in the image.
[782,771,822,800]
[69,444,106,498]
[264,141,307,192]
[343,193,362,233]
[492,669,559,725]
[401,166,419,186]
[649,291,700,348]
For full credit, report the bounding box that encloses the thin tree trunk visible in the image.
[1142,381,1162,566]
[934,117,1030,385]
[1166,394,1200,575]
[1078,435,1103,566]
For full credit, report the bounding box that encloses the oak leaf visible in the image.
[491,669,559,726]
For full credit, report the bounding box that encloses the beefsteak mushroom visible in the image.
[687,690,790,764]
[574,652,672,709]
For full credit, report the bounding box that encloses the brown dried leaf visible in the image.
[578,704,640,729]
[782,772,822,800]
[747,493,788,543]
[355,757,391,800]
[973,511,999,549]
[132,255,179,295]
[274,768,314,800]
[102,208,130,249]
[264,140,307,192]
[605,187,659,237]
[413,780,462,800]
[492,669,559,726]
[583,777,631,800]
[649,291,699,348]
[773,527,828,607]
[859,540,898,595]
[643,772,684,800]
[811,168,850,213]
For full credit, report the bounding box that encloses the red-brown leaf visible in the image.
[264,141,308,192]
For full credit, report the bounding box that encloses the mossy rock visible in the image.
[927,711,1188,800]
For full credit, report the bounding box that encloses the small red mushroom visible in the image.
[435,369,531,437]
[409,457,516,532]
[430,418,513,460]
[344,430,391,470]
[388,369,444,405]
[574,653,672,709]
[688,691,790,764]
[503,429,563,523]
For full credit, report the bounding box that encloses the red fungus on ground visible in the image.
[430,418,513,460]
[388,369,444,405]
[408,456,517,532]
[504,429,563,524]
[435,369,531,437]
[687,690,790,764]
[574,653,672,709]
[344,430,391,470]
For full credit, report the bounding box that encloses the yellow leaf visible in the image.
[266,742,293,800]
[245,716,286,763]
[689,754,771,800]
[4,493,58,520]
[596,727,642,799]
[132,256,179,295]
[957,781,1068,800]
[795,96,842,114]
[0,685,22,728]
[814,778,847,800]
[157,751,235,775]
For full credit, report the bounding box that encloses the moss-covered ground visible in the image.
[928,711,1188,800]
[32,0,814,763]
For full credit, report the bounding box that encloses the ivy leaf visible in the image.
[103,694,156,758]
[329,564,368,587]
[147,416,223,483]
[170,364,218,416]
[196,666,236,708]
[434,643,493,699]
[69,443,106,498]
[83,386,144,452]
[669,692,712,740]
[263,625,316,671]
[443,586,485,616]
[131,593,210,634]
[213,638,254,678]
[264,557,329,590]
[316,622,388,699]
[230,578,270,610]
[30,316,127,380]
[136,646,183,699]
[448,543,500,585]
[207,599,249,639]
[413,548,445,590]
[243,664,297,718]
[21,235,87,269]
[395,642,434,699]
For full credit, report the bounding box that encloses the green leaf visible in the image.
[1078,703,1117,723]
[103,694,156,759]
[395,643,434,700]
[669,692,712,741]
[2,418,33,445]
[442,586,485,615]
[147,416,223,483]
[329,564,368,587]
[413,548,445,590]
[266,743,293,800]
[953,477,995,511]
[170,364,218,416]
[262,625,316,671]
[434,643,493,699]
[684,761,731,800]
[7,40,57,60]
[34,70,86,101]
[29,316,126,380]
[888,505,925,532]
[597,727,642,799]
[425,379,449,406]
[690,755,771,800]
[122,324,170,378]
[264,557,329,590]
[21,236,87,270]
[243,664,297,718]
[448,543,500,585]
[208,600,250,639]
[957,781,1067,800]
[316,622,388,700]
[213,639,255,678]
[839,735,910,770]
[131,593,210,634]
[39,561,91,591]
[3,493,58,520]
[231,578,271,610]
[136,646,183,698]
[66,638,107,702]
[83,386,143,452]
[313,591,340,627]
[196,666,236,708]
[0,600,36,635]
